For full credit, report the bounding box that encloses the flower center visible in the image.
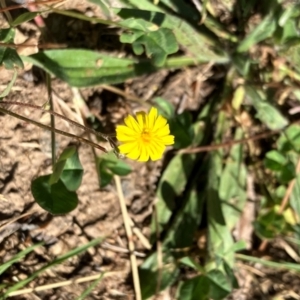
[141,129,151,143]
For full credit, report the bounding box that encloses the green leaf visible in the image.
[11,12,39,27]
[116,7,228,63]
[88,0,112,19]
[207,269,233,300]
[139,252,179,299]
[120,18,179,66]
[0,69,17,98]
[179,257,204,272]
[254,209,287,239]
[153,97,175,119]
[1,48,23,69]
[278,161,295,183]
[281,42,300,73]
[231,53,251,77]
[177,268,236,300]
[49,146,83,192]
[151,154,196,237]
[176,275,210,300]
[151,99,216,242]
[277,19,299,45]
[219,128,247,230]
[60,148,84,191]
[245,86,288,130]
[207,152,235,267]
[290,173,300,226]
[277,124,300,153]
[97,152,131,188]
[31,175,78,214]
[0,28,15,43]
[22,50,158,87]
[50,147,76,185]
[237,7,277,52]
[163,184,204,248]
[170,111,193,149]
[264,150,287,171]
[0,28,23,69]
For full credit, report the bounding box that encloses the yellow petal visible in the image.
[124,115,141,133]
[116,125,136,136]
[155,124,170,137]
[152,115,167,132]
[126,147,140,160]
[148,107,158,129]
[116,134,136,142]
[138,144,149,161]
[118,142,138,154]
[148,143,164,160]
[116,126,138,142]
[150,140,165,155]
[160,135,174,145]
[136,111,147,128]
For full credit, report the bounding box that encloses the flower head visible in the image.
[116,107,174,161]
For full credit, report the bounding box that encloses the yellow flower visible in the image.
[116,107,175,161]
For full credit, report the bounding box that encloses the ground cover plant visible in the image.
[1,0,300,299]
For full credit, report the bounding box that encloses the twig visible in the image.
[0,102,108,153]
[235,261,265,277]
[101,242,146,257]
[129,218,151,250]
[114,176,141,300]
[45,73,56,166]
[4,271,122,297]
[178,130,281,154]
[0,101,108,140]
[0,211,36,230]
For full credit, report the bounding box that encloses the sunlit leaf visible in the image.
[120,18,178,66]
[264,150,288,171]
[219,128,247,230]
[11,12,39,27]
[22,50,158,87]
[245,86,288,130]
[277,124,300,153]
[153,97,175,118]
[116,7,228,63]
[207,152,235,267]
[237,7,277,52]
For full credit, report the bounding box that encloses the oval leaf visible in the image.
[22,50,157,87]
[31,175,78,214]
